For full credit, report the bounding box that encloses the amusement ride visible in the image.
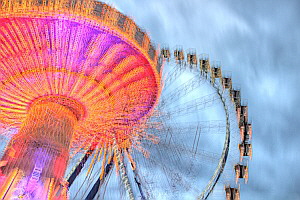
[0,0,252,199]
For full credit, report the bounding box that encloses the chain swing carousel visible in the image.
[0,0,161,198]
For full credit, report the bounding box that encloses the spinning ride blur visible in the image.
[0,0,160,199]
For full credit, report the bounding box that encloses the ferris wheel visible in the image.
[153,48,253,200]
[65,47,253,200]
[0,0,252,199]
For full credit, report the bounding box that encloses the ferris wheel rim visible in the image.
[159,58,232,200]
[198,82,231,200]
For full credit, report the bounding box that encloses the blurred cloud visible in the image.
[103,0,300,199]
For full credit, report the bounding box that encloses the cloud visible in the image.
[102,0,300,199]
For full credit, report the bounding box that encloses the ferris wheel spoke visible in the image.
[70,150,115,199]
[148,120,226,136]
[160,75,205,105]
[145,138,223,167]
[162,62,203,91]
[139,133,223,175]
[130,167,147,200]
[85,161,114,200]
[162,73,196,95]
[166,144,222,167]
[156,93,221,118]
[67,148,95,187]
[162,64,184,90]
[133,146,202,196]
[147,120,226,161]
[72,157,100,199]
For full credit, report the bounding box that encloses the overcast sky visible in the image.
[100,1,300,199]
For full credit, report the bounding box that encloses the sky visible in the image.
[101,0,300,199]
[0,1,298,199]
